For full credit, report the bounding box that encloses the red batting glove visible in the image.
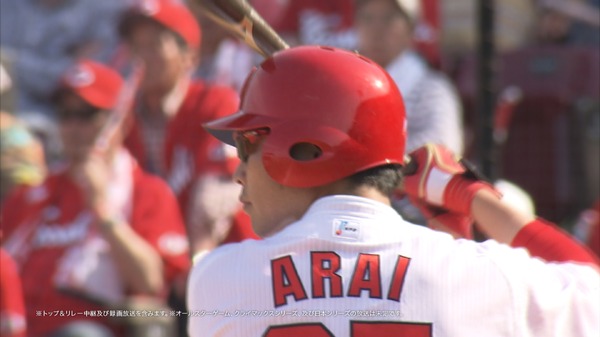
[410,197,475,239]
[402,143,501,216]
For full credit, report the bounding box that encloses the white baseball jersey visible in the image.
[188,195,599,337]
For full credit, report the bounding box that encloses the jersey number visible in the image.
[264,321,432,337]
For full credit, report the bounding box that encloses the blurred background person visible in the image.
[1,60,189,337]
[119,0,257,257]
[355,0,464,156]
[354,0,465,224]
[118,2,258,335]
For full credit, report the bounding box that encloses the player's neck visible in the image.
[351,186,391,206]
[317,181,391,206]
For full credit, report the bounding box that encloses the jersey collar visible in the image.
[273,195,408,244]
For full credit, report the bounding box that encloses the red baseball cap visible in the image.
[58,60,124,110]
[120,0,201,49]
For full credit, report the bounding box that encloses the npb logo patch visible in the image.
[332,219,360,240]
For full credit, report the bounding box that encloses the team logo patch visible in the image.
[64,65,94,88]
[332,219,360,240]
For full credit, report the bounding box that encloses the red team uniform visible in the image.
[1,158,189,337]
[124,81,258,243]
[125,81,238,210]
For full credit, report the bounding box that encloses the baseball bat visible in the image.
[192,0,289,57]
[94,60,144,154]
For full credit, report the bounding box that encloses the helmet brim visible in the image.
[203,110,278,146]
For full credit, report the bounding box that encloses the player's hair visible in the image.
[348,164,403,196]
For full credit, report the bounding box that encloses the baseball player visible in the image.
[187,46,599,336]
[118,0,258,255]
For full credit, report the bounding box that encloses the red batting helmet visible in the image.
[204,46,407,188]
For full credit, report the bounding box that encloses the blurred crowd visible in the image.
[0,0,598,337]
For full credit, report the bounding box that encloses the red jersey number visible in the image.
[264,321,432,337]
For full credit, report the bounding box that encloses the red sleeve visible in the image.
[0,249,26,337]
[511,218,600,266]
[130,170,191,284]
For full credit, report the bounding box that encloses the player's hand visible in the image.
[409,197,474,239]
[401,143,500,216]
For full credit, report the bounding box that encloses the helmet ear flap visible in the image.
[289,142,323,161]
[261,122,358,188]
